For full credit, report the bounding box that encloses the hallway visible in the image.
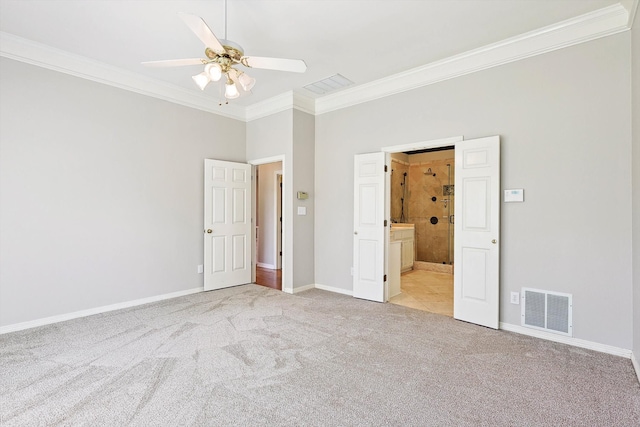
[255,266,282,291]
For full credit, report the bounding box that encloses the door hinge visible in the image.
[279,251,282,256]
[384,219,388,227]
[384,274,387,282]
[384,165,388,172]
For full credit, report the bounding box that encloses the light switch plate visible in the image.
[297,206,307,215]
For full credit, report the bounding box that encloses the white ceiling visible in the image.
[0,0,629,108]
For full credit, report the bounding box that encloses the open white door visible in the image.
[454,136,500,329]
[204,159,252,291]
[353,152,387,302]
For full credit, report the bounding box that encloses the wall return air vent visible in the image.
[521,288,572,336]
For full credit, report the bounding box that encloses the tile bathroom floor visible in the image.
[389,269,453,317]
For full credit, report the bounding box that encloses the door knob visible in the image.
[491,239,497,244]
[206,229,213,234]
[354,231,358,235]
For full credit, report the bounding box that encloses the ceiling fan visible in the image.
[142,4,307,103]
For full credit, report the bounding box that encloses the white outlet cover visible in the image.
[297,206,307,215]
[197,264,204,274]
[510,292,520,304]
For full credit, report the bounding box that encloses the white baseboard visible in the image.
[291,284,316,294]
[314,283,353,296]
[500,322,632,359]
[287,283,353,296]
[0,287,203,335]
[631,352,640,384]
[256,262,276,269]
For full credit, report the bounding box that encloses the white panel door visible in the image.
[204,159,252,291]
[353,152,387,302]
[454,136,500,329]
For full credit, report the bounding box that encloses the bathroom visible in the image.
[389,147,455,316]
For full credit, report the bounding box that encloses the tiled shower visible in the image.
[391,149,455,265]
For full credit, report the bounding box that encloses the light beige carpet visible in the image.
[1,284,639,426]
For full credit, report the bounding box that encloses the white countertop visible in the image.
[391,223,414,229]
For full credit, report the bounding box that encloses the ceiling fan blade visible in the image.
[141,58,203,68]
[178,12,225,53]
[241,56,307,73]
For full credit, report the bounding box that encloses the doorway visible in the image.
[254,161,283,290]
[387,147,455,316]
[353,135,501,329]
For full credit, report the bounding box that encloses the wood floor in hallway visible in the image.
[389,269,453,317]
[255,266,282,291]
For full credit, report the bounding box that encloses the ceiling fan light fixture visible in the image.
[144,11,306,105]
[237,72,256,92]
[225,78,240,99]
[192,72,210,90]
[204,63,222,81]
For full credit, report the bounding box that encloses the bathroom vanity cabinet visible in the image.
[390,225,414,273]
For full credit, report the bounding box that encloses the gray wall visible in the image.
[246,110,293,161]
[314,33,633,349]
[246,111,294,291]
[292,110,315,287]
[246,109,315,290]
[632,18,640,364]
[0,58,245,327]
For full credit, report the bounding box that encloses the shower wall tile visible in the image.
[393,153,455,264]
[406,155,455,264]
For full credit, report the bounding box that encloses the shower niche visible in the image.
[390,148,455,269]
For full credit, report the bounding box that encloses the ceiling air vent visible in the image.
[521,288,572,336]
[304,74,354,95]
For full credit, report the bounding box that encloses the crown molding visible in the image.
[0,3,632,122]
[626,0,639,26]
[0,32,246,121]
[243,91,316,121]
[243,91,293,121]
[314,4,630,115]
[292,92,316,116]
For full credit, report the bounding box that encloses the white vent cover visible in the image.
[521,288,572,336]
[304,74,354,95]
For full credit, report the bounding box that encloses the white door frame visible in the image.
[248,155,291,292]
[275,170,283,270]
[381,135,463,299]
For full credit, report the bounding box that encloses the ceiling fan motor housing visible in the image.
[205,42,245,73]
